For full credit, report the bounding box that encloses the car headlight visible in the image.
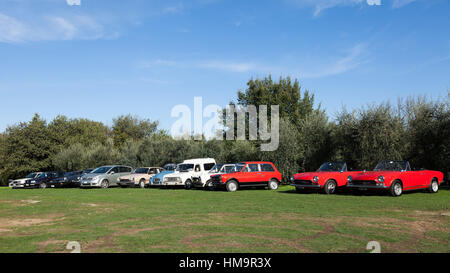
[92,176,99,182]
[313,176,319,183]
[30,180,36,184]
[290,176,294,182]
[131,177,135,181]
[347,176,353,183]
[377,175,385,183]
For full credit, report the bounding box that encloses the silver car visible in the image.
[80,165,133,188]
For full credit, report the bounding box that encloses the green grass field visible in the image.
[0,185,449,253]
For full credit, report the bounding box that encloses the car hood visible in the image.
[154,170,174,179]
[120,173,147,180]
[12,178,29,184]
[293,172,324,180]
[353,171,399,180]
[83,173,103,179]
[165,171,193,178]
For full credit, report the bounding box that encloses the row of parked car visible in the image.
[8,158,445,197]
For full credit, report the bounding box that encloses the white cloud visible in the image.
[367,0,382,6]
[295,43,370,78]
[288,0,382,16]
[0,12,110,43]
[138,44,368,78]
[163,3,184,14]
[392,0,416,8]
[66,0,81,6]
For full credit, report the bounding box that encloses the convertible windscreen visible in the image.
[317,162,345,172]
[374,161,408,171]
[92,167,111,174]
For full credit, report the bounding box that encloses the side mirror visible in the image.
[109,171,115,175]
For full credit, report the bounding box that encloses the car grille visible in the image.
[154,178,161,183]
[211,176,221,183]
[294,180,313,185]
[352,180,376,186]
[166,177,179,182]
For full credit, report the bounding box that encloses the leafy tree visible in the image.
[112,115,158,147]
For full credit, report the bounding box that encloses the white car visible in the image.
[192,163,236,189]
[9,172,42,188]
[162,158,216,189]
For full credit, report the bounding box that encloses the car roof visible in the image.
[238,161,274,164]
[182,158,216,164]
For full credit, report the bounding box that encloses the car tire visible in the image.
[226,180,238,192]
[205,180,213,190]
[268,179,279,190]
[390,180,403,197]
[139,179,146,189]
[185,179,193,190]
[40,183,47,189]
[101,180,109,189]
[428,179,439,193]
[323,180,337,194]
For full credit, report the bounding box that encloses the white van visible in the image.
[162,158,216,189]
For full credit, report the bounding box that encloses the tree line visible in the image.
[0,76,448,185]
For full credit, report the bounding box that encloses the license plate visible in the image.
[359,187,368,191]
[51,185,55,188]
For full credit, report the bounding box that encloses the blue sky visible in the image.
[0,0,449,132]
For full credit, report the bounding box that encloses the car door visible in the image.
[245,164,264,184]
[260,163,276,183]
[108,167,121,186]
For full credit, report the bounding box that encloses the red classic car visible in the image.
[290,162,361,194]
[210,161,282,192]
[347,160,444,197]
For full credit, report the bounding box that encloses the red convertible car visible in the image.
[347,160,444,197]
[290,162,361,194]
[210,161,282,192]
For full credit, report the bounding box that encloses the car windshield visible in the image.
[374,161,408,171]
[65,172,79,176]
[83,169,93,174]
[133,168,149,174]
[37,173,48,178]
[209,164,224,173]
[26,173,37,178]
[177,164,194,172]
[92,167,111,174]
[163,164,177,171]
[317,162,345,172]
[234,163,246,172]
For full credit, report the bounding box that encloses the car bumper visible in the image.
[347,184,388,190]
[291,183,321,189]
[117,181,137,187]
[80,182,101,188]
[162,182,184,186]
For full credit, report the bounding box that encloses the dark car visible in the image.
[23,172,65,189]
[48,169,93,188]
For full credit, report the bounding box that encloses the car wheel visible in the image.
[101,180,109,189]
[323,180,337,194]
[205,180,213,190]
[428,179,439,193]
[268,179,279,190]
[226,180,238,192]
[139,179,146,189]
[40,183,47,189]
[185,180,192,190]
[390,180,402,197]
